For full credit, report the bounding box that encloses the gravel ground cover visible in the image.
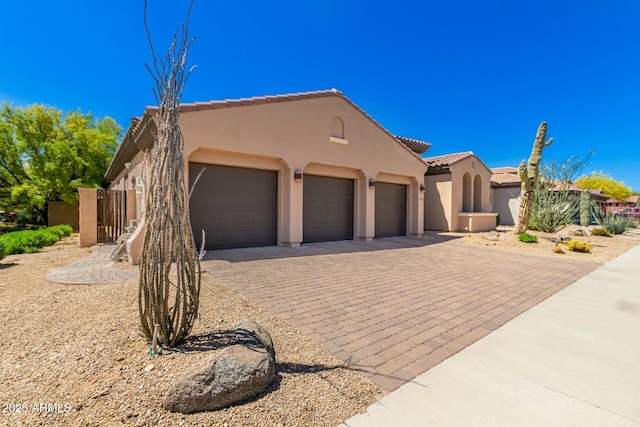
[0,236,381,427]
[455,224,640,263]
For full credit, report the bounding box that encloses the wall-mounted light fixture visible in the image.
[420,184,425,192]
[368,178,376,188]
[294,169,303,181]
[124,162,131,169]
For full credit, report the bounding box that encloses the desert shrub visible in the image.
[47,225,73,237]
[0,240,5,260]
[528,156,591,233]
[529,186,580,233]
[518,233,538,243]
[565,240,592,253]
[591,227,612,237]
[596,212,635,235]
[552,245,565,254]
[0,225,73,255]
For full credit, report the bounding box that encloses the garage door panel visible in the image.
[375,182,406,238]
[303,175,354,243]
[189,163,277,249]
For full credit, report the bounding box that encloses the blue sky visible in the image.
[2,1,639,192]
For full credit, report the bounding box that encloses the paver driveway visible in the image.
[201,234,600,392]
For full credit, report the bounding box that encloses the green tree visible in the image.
[0,103,121,221]
[575,172,633,201]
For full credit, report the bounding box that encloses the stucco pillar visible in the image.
[125,189,137,227]
[357,176,375,241]
[281,168,303,247]
[410,180,424,236]
[78,188,98,247]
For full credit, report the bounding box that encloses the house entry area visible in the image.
[189,163,278,250]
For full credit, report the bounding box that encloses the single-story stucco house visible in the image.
[423,152,497,232]
[97,89,500,263]
[102,89,436,263]
[490,167,611,226]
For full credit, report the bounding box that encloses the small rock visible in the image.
[481,231,501,241]
[557,233,571,242]
[569,228,588,237]
[144,364,155,372]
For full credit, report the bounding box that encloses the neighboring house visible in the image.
[600,195,639,214]
[490,167,611,226]
[490,167,521,226]
[101,89,430,263]
[423,152,497,232]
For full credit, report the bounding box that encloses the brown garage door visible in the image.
[303,175,354,243]
[375,182,406,238]
[189,163,277,250]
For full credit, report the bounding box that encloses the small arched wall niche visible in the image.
[329,117,348,145]
[462,172,472,212]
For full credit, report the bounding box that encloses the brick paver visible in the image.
[201,233,600,392]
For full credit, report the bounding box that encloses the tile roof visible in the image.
[423,151,474,168]
[395,136,431,154]
[491,166,519,175]
[146,89,344,114]
[491,173,522,185]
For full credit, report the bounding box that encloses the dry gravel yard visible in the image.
[456,224,640,264]
[0,236,381,427]
[1,226,638,426]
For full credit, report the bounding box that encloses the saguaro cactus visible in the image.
[515,122,553,234]
[580,189,591,227]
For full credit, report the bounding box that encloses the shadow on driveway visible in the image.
[202,232,460,263]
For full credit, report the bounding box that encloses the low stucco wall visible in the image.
[47,201,79,230]
[457,213,498,232]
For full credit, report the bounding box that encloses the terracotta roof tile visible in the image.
[491,166,518,175]
[491,173,522,185]
[395,136,432,154]
[423,151,474,168]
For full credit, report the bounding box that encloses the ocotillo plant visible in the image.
[138,0,201,349]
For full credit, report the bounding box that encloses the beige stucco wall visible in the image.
[492,186,520,225]
[424,155,496,232]
[108,95,427,259]
[108,150,145,223]
[424,174,452,231]
[181,95,427,245]
[78,188,97,247]
[47,201,79,230]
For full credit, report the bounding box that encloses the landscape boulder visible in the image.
[569,228,589,237]
[163,320,276,414]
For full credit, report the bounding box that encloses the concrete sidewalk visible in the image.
[341,245,640,427]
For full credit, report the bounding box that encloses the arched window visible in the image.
[473,175,482,212]
[331,117,345,139]
[462,173,472,212]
